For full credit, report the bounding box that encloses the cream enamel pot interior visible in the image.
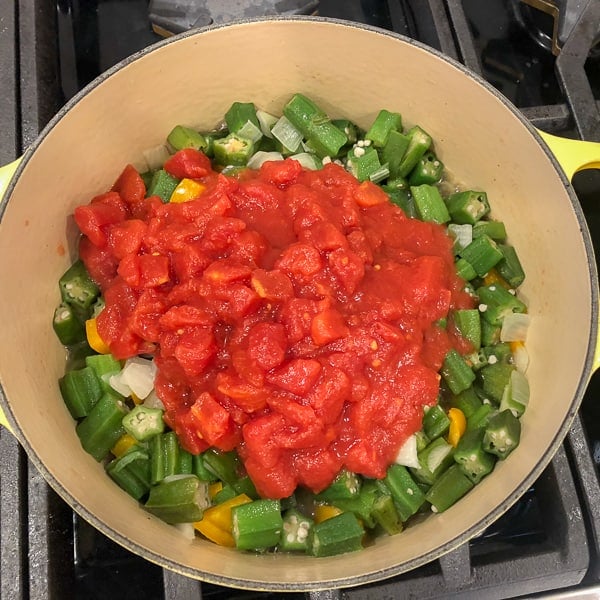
[0,17,598,591]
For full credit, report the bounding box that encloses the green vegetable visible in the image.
[308,511,364,557]
[232,499,283,550]
[167,125,209,152]
[477,284,527,326]
[441,349,476,395]
[422,404,451,440]
[53,302,86,345]
[59,260,100,312]
[346,146,383,182]
[483,409,521,459]
[411,184,451,224]
[76,393,127,461]
[224,101,260,134]
[496,244,526,287]
[283,93,347,158]
[453,308,482,351]
[122,405,165,442]
[150,431,181,484]
[446,190,490,224]
[382,130,411,177]
[453,428,496,483]
[212,133,256,166]
[397,125,432,177]
[106,445,152,500]
[145,475,211,523]
[425,464,474,513]
[410,437,455,485]
[459,235,504,277]
[383,464,426,521]
[59,365,103,419]
[408,151,444,185]
[315,469,361,502]
[147,169,179,203]
[280,509,314,551]
[365,109,402,147]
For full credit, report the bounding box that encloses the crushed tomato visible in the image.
[76,153,474,499]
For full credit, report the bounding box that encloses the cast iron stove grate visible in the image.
[2,1,600,598]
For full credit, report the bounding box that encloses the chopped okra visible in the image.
[54,93,530,557]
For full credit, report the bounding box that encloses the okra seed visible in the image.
[488,355,498,364]
[478,303,488,312]
[353,147,366,158]
[407,488,414,496]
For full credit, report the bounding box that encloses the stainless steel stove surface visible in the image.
[2,1,600,598]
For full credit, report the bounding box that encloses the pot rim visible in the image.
[0,15,597,591]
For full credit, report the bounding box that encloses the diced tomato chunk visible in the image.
[164,148,211,179]
[71,153,474,499]
[311,308,349,346]
[267,358,322,396]
[107,219,148,260]
[78,236,119,289]
[111,164,146,206]
[190,392,235,447]
[74,192,128,247]
[247,322,287,370]
[354,180,388,207]
[174,328,216,377]
[259,157,302,187]
[250,269,294,301]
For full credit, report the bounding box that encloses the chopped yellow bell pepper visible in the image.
[193,493,252,546]
[209,481,223,499]
[111,433,138,457]
[483,268,511,289]
[169,178,206,203]
[447,407,467,447]
[130,392,144,405]
[85,317,110,354]
[314,504,343,524]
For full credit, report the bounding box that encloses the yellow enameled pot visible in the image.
[0,17,598,592]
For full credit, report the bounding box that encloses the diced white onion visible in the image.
[256,110,278,138]
[510,369,530,407]
[426,441,453,473]
[271,115,302,152]
[174,522,196,541]
[237,120,263,144]
[394,434,419,469]
[289,152,321,170]
[512,343,530,373]
[500,312,531,342]
[143,144,171,171]
[246,151,284,170]
[108,372,131,397]
[142,389,165,410]
[447,223,473,253]
[119,357,157,400]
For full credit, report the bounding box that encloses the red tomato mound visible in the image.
[75,150,474,499]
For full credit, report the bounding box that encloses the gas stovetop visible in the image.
[2,1,600,598]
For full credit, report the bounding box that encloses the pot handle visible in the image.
[0,158,21,433]
[537,129,600,374]
[536,129,600,181]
